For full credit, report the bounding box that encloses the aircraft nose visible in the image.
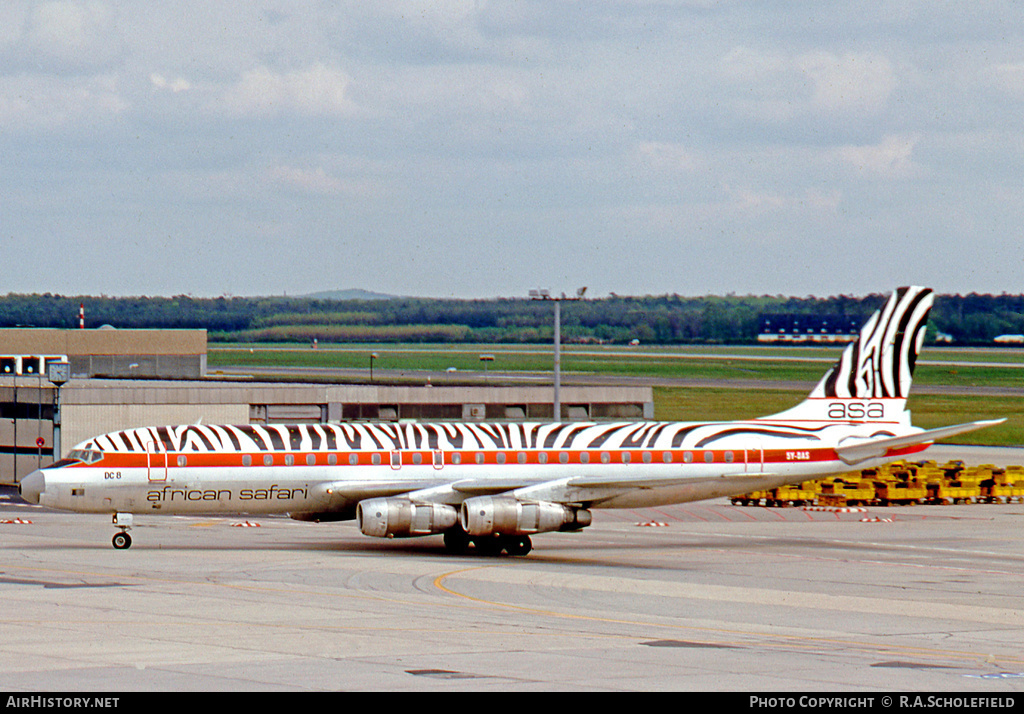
[19,470,45,505]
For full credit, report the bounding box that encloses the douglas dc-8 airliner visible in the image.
[19,287,1002,555]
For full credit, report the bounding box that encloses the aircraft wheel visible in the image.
[473,536,504,557]
[443,527,471,555]
[112,532,132,550]
[504,535,532,556]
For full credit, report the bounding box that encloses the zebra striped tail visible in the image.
[759,287,934,424]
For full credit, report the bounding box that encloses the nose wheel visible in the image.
[112,513,133,550]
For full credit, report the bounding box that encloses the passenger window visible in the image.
[580,452,590,464]
[662,452,673,463]
[307,454,316,466]
[243,454,252,467]
[285,454,294,466]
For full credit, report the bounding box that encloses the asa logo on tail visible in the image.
[827,401,886,420]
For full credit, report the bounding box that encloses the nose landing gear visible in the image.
[112,513,133,550]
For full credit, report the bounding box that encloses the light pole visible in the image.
[47,361,70,463]
[529,287,586,421]
[370,352,379,382]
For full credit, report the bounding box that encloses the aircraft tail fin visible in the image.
[759,286,934,424]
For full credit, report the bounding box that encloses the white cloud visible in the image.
[0,4,28,50]
[19,1,123,72]
[267,165,363,196]
[836,135,918,176]
[637,142,701,172]
[369,63,531,120]
[220,63,354,117]
[719,47,897,119]
[0,73,128,130]
[719,46,788,84]
[797,51,897,114]
[987,62,1024,98]
[150,73,191,93]
[725,185,841,216]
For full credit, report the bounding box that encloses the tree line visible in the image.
[2,291,1023,345]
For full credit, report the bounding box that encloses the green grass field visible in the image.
[653,387,1024,446]
[210,342,1024,446]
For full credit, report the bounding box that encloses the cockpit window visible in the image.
[67,448,104,464]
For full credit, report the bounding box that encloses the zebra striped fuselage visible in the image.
[42,415,926,516]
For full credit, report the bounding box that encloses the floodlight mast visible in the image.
[530,287,586,421]
[47,361,70,465]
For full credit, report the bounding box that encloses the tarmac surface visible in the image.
[3,465,1024,692]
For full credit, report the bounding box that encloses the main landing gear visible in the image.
[112,513,133,550]
[442,526,532,556]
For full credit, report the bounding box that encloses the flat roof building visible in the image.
[0,328,207,379]
[757,314,861,343]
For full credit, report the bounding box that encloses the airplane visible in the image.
[18,286,1003,555]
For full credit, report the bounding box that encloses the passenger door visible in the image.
[147,440,168,483]
[744,439,764,474]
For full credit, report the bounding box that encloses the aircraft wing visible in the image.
[295,478,450,520]
[442,473,777,504]
[315,472,787,510]
[835,419,1006,465]
[505,471,788,507]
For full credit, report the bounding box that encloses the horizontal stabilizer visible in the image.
[835,419,1005,465]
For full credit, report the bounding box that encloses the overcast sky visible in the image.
[3,1,1023,300]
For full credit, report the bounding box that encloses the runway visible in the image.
[2,490,1023,691]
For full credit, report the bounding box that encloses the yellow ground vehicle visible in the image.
[732,460,1024,508]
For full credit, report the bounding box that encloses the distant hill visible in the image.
[300,288,398,301]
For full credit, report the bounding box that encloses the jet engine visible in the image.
[459,496,592,537]
[356,498,459,538]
